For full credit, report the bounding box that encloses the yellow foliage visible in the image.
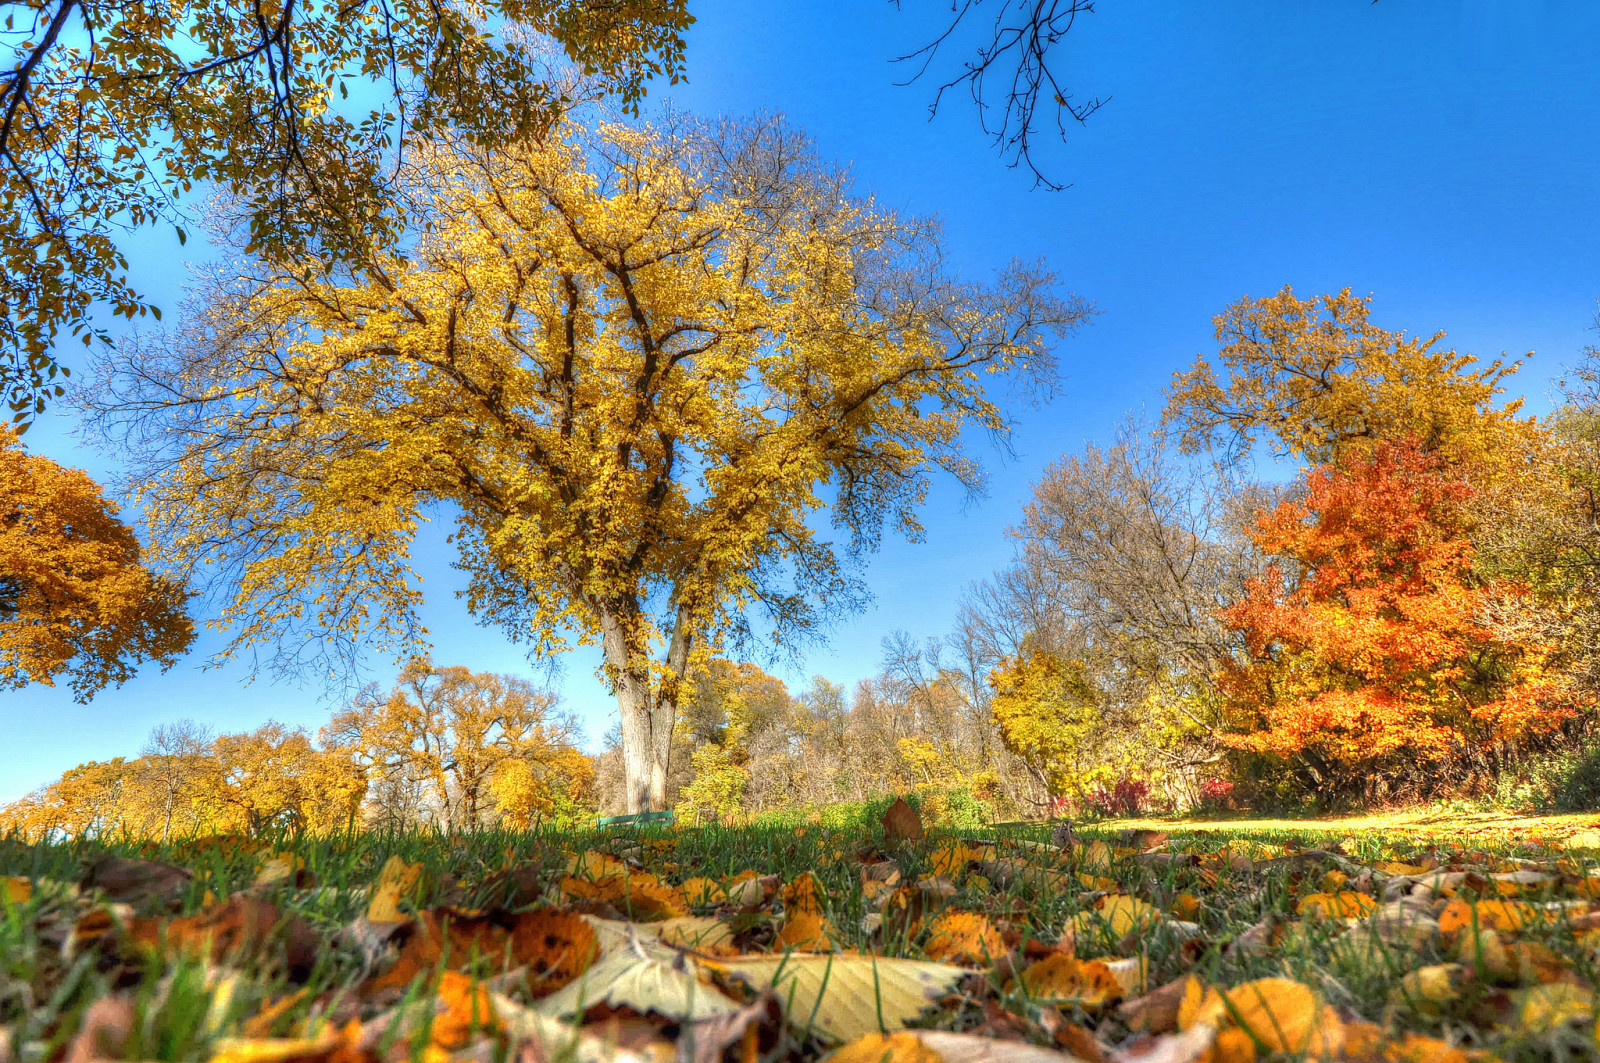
[0,430,193,700]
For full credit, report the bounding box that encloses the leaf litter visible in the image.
[15,803,1600,1062]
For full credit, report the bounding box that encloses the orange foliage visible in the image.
[1218,440,1567,793]
[0,429,192,699]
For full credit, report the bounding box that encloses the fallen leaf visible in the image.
[714,952,968,1042]
[539,930,741,1023]
[367,855,424,924]
[884,799,925,844]
[1013,953,1125,1007]
[921,910,1007,966]
[82,854,191,910]
[1514,982,1593,1033]
[432,970,498,1048]
[1296,891,1377,919]
[1391,965,1467,1012]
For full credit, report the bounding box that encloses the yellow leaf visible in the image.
[1296,891,1376,919]
[1220,979,1338,1057]
[714,953,968,1043]
[367,855,423,924]
[1516,983,1593,1034]
[921,911,1006,966]
[680,877,724,905]
[826,1032,945,1063]
[1,877,32,905]
[252,853,304,888]
[433,970,497,1049]
[1392,965,1467,1012]
[1011,953,1124,1007]
[1071,895,1161,939]
[539,937,741,1023]
[1437,898,1535,935]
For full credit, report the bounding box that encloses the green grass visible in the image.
[5,819,1600,1062]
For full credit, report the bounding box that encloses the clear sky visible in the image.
[5,0,1600,802]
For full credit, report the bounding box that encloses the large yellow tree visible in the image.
[0,429,192,698]
[85,114,1086,811]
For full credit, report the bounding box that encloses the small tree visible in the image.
[988,649,1107,799]
[0,430,192,698]
[1218,440,1564,801]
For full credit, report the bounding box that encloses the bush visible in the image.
[1083,777,1148,818]
[1554,745,1600,811]
[1196,778,1236,813]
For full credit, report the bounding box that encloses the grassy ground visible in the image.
[6,814,1600,1062]
[1101,807,1600,847]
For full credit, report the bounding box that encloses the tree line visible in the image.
[1,659,594,839]
[10,277,1600,823]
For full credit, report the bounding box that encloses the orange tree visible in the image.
[1217,439,1566,801]
[0,429,192,698]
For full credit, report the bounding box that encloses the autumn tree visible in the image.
[1218,440,1564,802]
[138,719,213,842]
[0,0,691,427]
[203,722,324,834]
[1164,287,1532,466]
[970,423,1269,800]
[0,429,192,698]
[674,658,792,819]
[325,658,580,830]
[988,649,1106,797]
[84,112,1086,812]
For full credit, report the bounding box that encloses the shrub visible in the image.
[1083,777,1148,818]
[1196,778,1236,812]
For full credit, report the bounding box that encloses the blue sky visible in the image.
[6,0,1600,801]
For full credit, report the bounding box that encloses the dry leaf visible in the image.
[884,798,925,844]
[1296,891,1377,918]
[922,910,1007,966]
[367,855,424,924]
[538,930,740,1023]
[714,952,968,1043]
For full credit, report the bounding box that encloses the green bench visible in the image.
[595,809,677,829]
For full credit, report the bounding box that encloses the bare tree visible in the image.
[965,421,1270,799]
[892,0,1106,189]
[139,719,213,842]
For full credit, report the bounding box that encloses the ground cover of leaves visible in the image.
[8,805,1600,1063]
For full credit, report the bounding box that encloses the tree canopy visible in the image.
[83,113,1087,812]
[0,428,192,698]
[0,0,691,428]
[1164,287,1531,466]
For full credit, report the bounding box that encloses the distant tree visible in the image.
[138,719,213,842]
[204,721,323,834]
[0,0,691,427]
[325,658,579,831]
[0,429,192,699]
[981,423,1265,797]
[85,113,1085,812]
[987,649,1104,797]
[1219,440,1565,801]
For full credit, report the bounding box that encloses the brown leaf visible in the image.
[136,896,318,980]
[884,798,925,844]
[82,854,191,910]
[1118,976,1193,1034]
[64,996,134,1063]
[677,993,783,1063]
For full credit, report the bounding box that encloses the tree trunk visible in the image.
[601,598,693,814]
[602,610,670,813]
